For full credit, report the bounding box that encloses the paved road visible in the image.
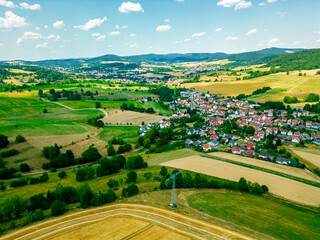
[21,147,143,176]
[41,98,108,119]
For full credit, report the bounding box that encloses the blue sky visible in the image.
[0,0,319,60]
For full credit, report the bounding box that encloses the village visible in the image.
[139,90,320,168]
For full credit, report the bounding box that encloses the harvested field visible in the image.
[104,110,166,125]
[0,204,253,240]
[161,156,320,206]
[208,152,320,182]
[292,150,320,168]
[61,135,108,158]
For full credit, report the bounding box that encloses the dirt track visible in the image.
[0,204,255,240]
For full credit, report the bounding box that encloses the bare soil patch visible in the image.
[161,156,320,207]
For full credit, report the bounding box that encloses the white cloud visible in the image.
[192,32,206,37]
[226,36,238,40]
[259,2,266,6]
[122,25,127,29]
[0,0,16,8]
[164,19,170,22]
[217,0,252,10]
[184,38,191,42]
[268,0,277,3]
[53,20,65,29]
[20,2,40,10]
[175,0,185,2]
[91,33,100,37]
[246,28,257,35]
[47,34,60,41]
[35,42,48,48]
[16,31,42,45]
[129,33,136,37]
[96,34,106,41]
[0,42,4,46]
[47,34,55,39]
[115,24,120,29]
[156,24,171,32]
[215,27,222,32]
[74,17,107,31]
[119,2,144,13]
[315,39,320,43]
[0,11,28,30]
[109,31,120,36]
[268,37,280,44]
[44,25,48,29]
[129,43,138,48]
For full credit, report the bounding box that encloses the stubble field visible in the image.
[161,156,320,206]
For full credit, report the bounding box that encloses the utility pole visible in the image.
[165,171,181,208]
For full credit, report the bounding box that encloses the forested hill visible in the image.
[0,48,303,68]
[268,49,320,70]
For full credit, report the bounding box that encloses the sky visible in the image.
[0,0,319,61]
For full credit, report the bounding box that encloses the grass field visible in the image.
[188,192,320,240]
[0,110,101,137]
[98,126,139,144]
[0,92,64,117]
[161,156,320,206]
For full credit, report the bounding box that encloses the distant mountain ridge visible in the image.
[0,47,304,68]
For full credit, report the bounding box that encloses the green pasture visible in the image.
[0,110,101,137]
[188,192,320,240]
[99,126,139,144]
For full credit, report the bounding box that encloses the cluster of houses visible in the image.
[138,118,172,136]
[167,91,320,166]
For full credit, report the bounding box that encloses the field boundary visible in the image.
[201,154,320,188]
[0,204,255,240]
[41,98,108,118]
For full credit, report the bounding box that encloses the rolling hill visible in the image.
[0,48,304,68]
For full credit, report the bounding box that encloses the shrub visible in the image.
[122,183,139,197]
[107,144,116,156]
[51,200,68,216]
[1,149,19,158]
[15,135,26,144]
[107,178,119,188]
[125,155,148,169]
[81,146,102,163]
[32,209,45,222]
[10,178,28,188]
[160,166,168,176]
[96,158,119,177]
[76,167,95,182]
[43,109,48,114]
[79,185,94,208]
[58,170,67,179]
[19,163,30,172]
[0,135,9,149]
[126,170,137,183]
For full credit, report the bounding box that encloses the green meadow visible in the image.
[188,192,320,240]
[0,110,101,137]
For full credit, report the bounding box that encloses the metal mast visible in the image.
[165,171,181,207]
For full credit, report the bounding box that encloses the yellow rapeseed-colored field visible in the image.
[161,156,320,206]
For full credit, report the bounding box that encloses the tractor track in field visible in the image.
[41,98,108,119]
[0,204,256,240]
